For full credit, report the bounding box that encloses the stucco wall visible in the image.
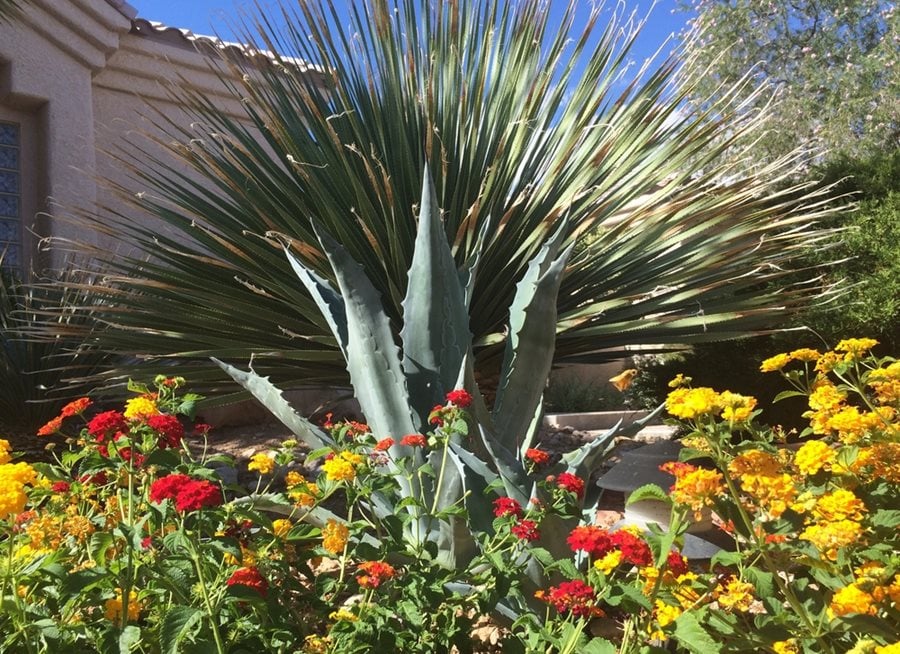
[0,0,325,272]
[0,0,132,270]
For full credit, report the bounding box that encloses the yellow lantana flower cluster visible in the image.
[714,578,756,612]
[728,450,796,518]
[322,518,349,554]
[123,396,159,420]
[286,471,320,507]
[104,588,142,622]
[665,387,721,420]
[322,450,365,483]
[793,439,836,476]
[248,452,276,475]
[0,461,36,520]
[666,386,756,424]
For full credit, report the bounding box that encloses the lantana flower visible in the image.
[511,519,540,541]
[400,434,427,448]
[554,472,585,498]
[248,452,276,475]
[445,389,473,407]
[492,497,523,519]
[226,566,269,597]
[535,579,603,617]
[322,518,349,554]
[322,451,365,482]
[123,396,159,420]
[104,589,142,622]
[356,560,397,588]
[524,448,550,467]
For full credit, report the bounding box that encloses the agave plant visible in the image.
[48,0,840,397]
[218,169,660,606]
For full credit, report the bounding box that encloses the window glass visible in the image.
[0,121,20,269]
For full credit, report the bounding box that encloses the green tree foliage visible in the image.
[801,151,900,350]
[48,0,840,398]
[678,0,899,163]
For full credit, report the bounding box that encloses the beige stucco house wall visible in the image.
[0,0,324,274]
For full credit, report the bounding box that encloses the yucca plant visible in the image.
[49,0,840,397]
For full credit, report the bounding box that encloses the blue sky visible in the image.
[131,1,693,68]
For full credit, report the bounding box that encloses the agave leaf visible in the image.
[281,242,349,359]
[401,166,471,424]
[447,447,497,540]
[561,427,620,473]
[425,446,480,569]
[517,395,546,458]
[311,224,419,442]
[493,226,574,453]
[212,357,333,449]
[451,432,529,506]
[458,211,495,311]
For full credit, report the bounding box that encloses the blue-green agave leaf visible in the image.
[281,244,349,358]
[401,166,471,425]
[312,224,419,443]
[493,222,574,452]
[212,358,333,449]
[428,447,480,568]
[458,212,494,310]
[447,446,496,541]
[451,431,529,506]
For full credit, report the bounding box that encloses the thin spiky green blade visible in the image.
[401,166,471,425]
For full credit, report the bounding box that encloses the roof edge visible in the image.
[104,0,137,21]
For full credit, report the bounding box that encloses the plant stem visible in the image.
[429,438,451,516]
[187,528,226,654]
[718,464,832,652]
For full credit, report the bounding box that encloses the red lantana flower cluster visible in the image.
[511,519,541,541]
[356,561,397,589]
[400,434,427,448]
[493,497,541,540]
[60,397,92,418]
[493,497,523,519]
[554,472,585,498]
[535,579,603,617]
[149,474,222,512]
[524,448,550,467]
[226,566,269,597]
[146,414,185,449]
[87,411,128,442]
[445,389,473,408]
[37,397,94,437]
[667,550,689,576]
[566,525,652,566]
[374,438,394,451]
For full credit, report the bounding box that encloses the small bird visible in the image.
[609,368,638,392]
